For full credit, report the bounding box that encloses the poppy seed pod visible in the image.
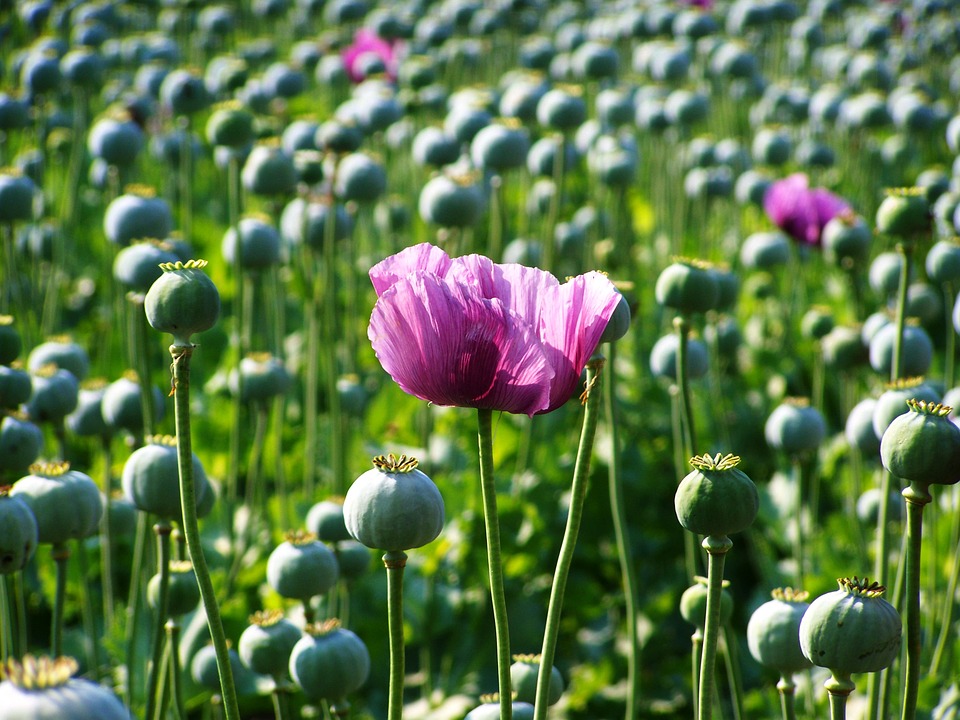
[289,619,370,702]
[0,656,128,719]
[680,576,733,630]
[875,187,930,238]
[0,316,21,365]
[675,453,758,537]
[343,454,444,552]
[880,400,960,485]
[0,415,43,478]
[238,609,303,679]
[103,187,173,247]
[122,435,212,520]
[747,587,813,675]
[11,462,102,545]
[765,398,826,455]
[0,486,37,574]
[799,577,901,675]
[266,530,339,601]
[466,696,535,720]
[510,654,564,706]
[144,260,220,347]
[655,259,720,315]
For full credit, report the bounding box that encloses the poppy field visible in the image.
[2,0,960,719]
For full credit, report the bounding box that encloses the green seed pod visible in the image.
[0,485,38,574]
[799,577,901,675]
[266,530,339,601]
[873,378,940,440]
[655,259,720,315]
[675,453,758,537]
[822,213,872,269]
[289,619,370,702]
[343,454,445,552]
[746,587,813,675]
[147,560,200,617]
[144,260,220,347]
[680,576,733,630]
[510,654,563,706]
[0,316,22,365]
[880,400,960,485]
[305,498,350,543]
[0,655,129,719]
[190,644,246,692]
[764,398,826,455]
[334,539,372,582]
[11,462,102,545]
[228,352,290,405]
[875,187,930,238]
[0,365,32,410]
[121,435,212,521]
[205,102,255,148]
[465,695,535,720]
[238,609,303,679]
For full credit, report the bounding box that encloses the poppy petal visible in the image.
[369,242,453,297]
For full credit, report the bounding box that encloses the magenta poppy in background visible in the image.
[764,173,852,246]
[679,0,714,8]
[368,243,622,417]
[342,28,401,83]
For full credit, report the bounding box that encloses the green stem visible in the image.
[170,344,241,720]
[323,202,344,495]
[384,550,408,720]
[891,241,914,383]
[604,343,640,720]
[930,520,960,676]
[900,482,931,720]
[145,522,173,720]
[75,537,102,679]
[0,574,10,662]
[134,296,157,441]
[691,630,703,720]
[168,620,187,720]
[721,623,745,720]
[777,676,798,720]
[674,316,698,457]
[126,511,149,707]
[943,282,955,389]
[477,407,512,720]
[534,359,604,720]
[792,458,806,589]
[825,673,855,720]
[51,543,69,657]
[13,570,26,658]
[698,535,732,720]
[100,435,116,630]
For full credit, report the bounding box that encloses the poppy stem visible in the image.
[698,534,732,720]
[145,521,172,720]
[534,358,604,720]
[476,407,512,720]
[384,550,407,720]
[170,343,241,720]
[901,482,931,720]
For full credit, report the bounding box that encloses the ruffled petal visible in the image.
[368,273,554,416]
[539,271,622,412]
[369,242,453,297]
[812,188,851,229]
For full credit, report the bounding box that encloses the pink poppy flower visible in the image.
[764,173,852,246]
[342,28,401,83]
[368,243,622,417]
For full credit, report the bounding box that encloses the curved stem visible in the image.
[534,359,604,720]
[384,550,408,720]
[604,343,640,720]
[698,535,732,720]
[477,407,512,720]
[931,524,960,676]
[51,543,70,657]
[901,482,931,720]
[145,522,172,720]
[170,344,241,720]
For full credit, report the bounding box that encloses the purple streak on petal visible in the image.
[368,273,554,416]
[539,272,622,412]
[369,242,453,297]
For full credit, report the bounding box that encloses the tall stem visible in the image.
[604,344,640,720]
[167,620,187,720]
[930,525,960,676]
[145,522,172,720]
[0,574,11,662]
[900,482,930,720]
[477,408,512,720]
[890,241,913,384]
[534,359,603,720]
[51,543,69,657]
[384,550,408,720]
[170,344,240,720]
[674,316,698,456]
[698,535,733,720]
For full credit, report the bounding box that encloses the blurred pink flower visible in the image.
[764,173,852,246]
[342,29,401,83]
[368,243,621,416]
[679,0,714,8]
